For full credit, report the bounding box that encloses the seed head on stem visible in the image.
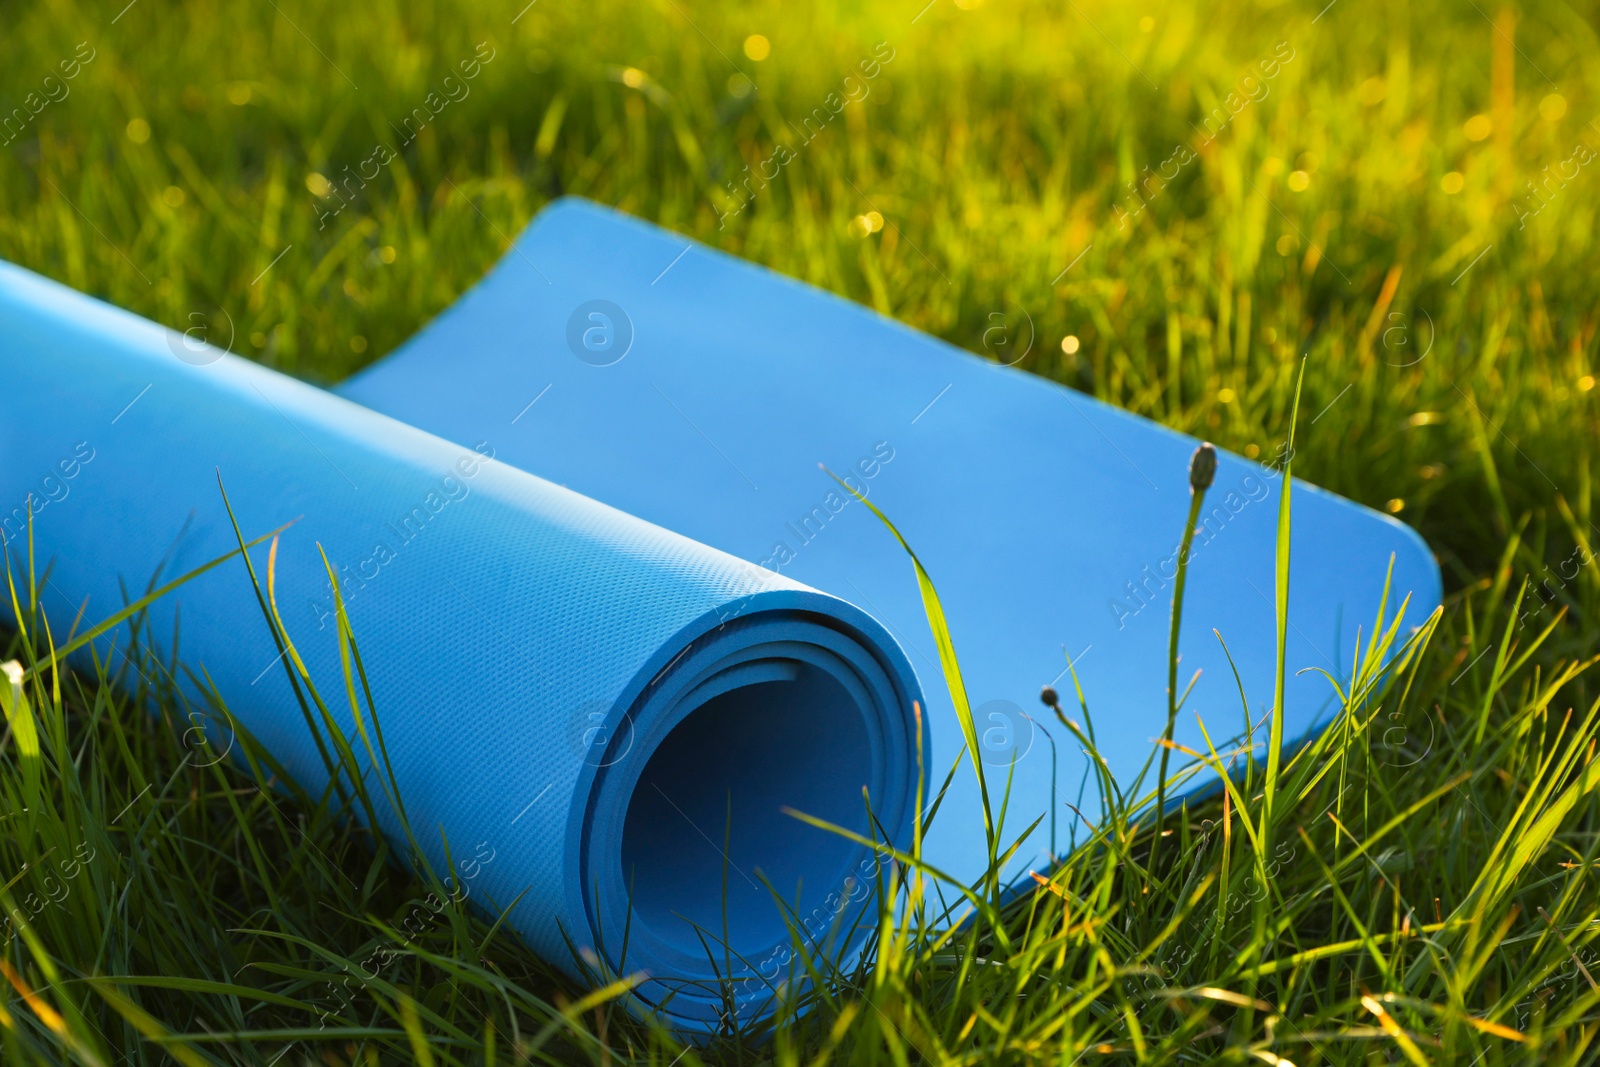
[1153,442,1215,873]
[1190,442,1217,493]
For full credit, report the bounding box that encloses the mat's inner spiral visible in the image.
[621,661,873,953]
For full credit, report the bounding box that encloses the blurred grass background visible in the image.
[5,0,1600,1062]
[2,0,1596,587]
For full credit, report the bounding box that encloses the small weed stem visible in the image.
[1153,443,1215,872]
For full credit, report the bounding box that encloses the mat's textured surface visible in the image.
[341,197,1444,890]
[0,261,924,1029]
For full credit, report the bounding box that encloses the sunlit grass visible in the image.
[3,0,1600,1061]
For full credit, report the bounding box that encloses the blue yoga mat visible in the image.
[0,261,926,1030]
[340,197,1443,888]
[1,197,1441,1031]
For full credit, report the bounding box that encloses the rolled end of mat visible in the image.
[0,259,928,1035]
[578,594,923,1028]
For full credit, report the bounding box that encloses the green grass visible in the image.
[4,0,1600,1061]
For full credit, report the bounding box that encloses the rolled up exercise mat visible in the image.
[340,197,1445,892]
[0,261,927,1031]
